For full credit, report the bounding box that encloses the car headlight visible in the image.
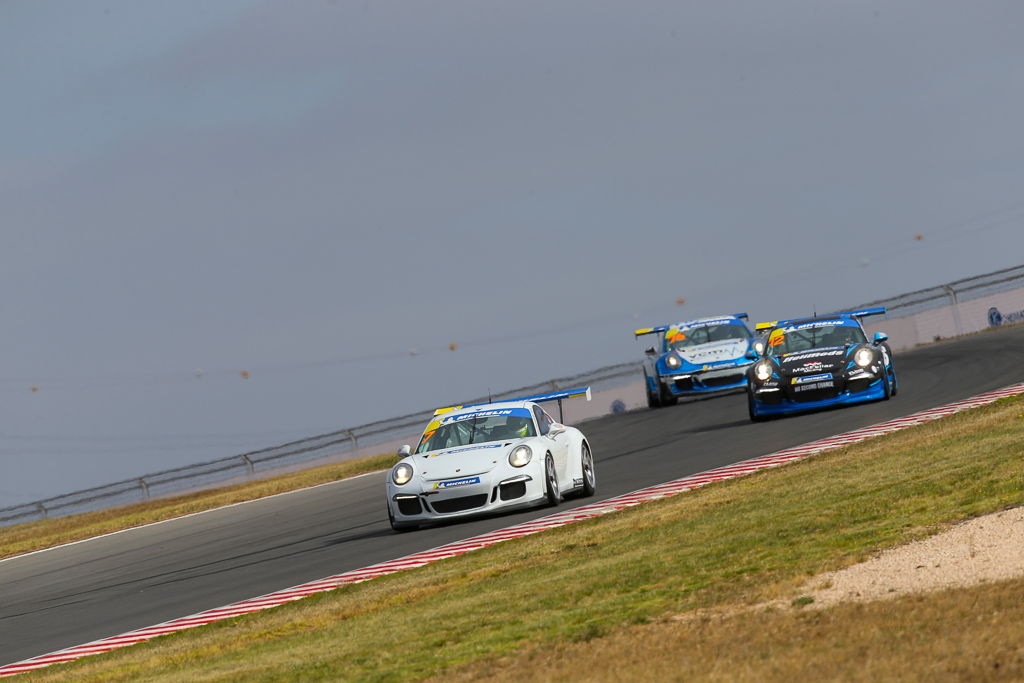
[509,445,532,467]
[392,462,414,485]
[753,340,765,355]
[754,361,773,381]
[854,347,875,368]
[665,354,682,370]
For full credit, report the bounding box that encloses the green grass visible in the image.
[23,395,1024,681]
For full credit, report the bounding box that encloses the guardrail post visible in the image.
[139,478,151,501]
[36,502,47,520]
[345,430,358,455]
[942,284,964,336]
[241,454,255,476]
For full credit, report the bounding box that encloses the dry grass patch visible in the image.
[0,452,394,560]
[450,578,1024,682]
[21,396,1024,681]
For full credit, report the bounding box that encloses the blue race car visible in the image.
[746,307,897,421]
[635,314,760,408]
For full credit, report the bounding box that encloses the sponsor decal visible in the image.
[800,361,825,372]
[782,349,845,363]
[989,306,1024,327]
[792,373,832,385]
[572,478,584,487]
[433,476,481,490]
[795,381,835,392]
[439,409,516,426]
[439,444,504,456]
[783,320,855,331]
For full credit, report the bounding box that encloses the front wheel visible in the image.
[388,504,416,532]
[645,374,662,409]
[544,454,562,506]
[579,442,596,497]
[748,392,767,422]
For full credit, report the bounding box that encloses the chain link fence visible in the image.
[0,362,639,527]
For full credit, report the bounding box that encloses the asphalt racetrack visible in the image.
[3,326,1024,665]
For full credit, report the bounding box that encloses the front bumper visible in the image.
[659,362,752,396]
[749,373,886,416]
[387,472,547,526]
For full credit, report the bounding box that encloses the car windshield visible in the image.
[767,322,866,355]
[667,323,750,351]
[416,412,536,454]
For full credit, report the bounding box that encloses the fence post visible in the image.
[345,430,358,455]
[942,284,964,336]
[241,454,255,476]
[139,478,151,501]
[36,502,47,520]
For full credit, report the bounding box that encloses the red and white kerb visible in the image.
[3,382,1022,677]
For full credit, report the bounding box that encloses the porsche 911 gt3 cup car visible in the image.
[746,307,897,421]
[635,314,760,408]
[385,387,596,531]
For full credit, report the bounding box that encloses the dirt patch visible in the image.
[795,506,1024,608]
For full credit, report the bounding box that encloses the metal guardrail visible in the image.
[6,264,1024,529]
[838,264,1024,318]
[0,362,640,527]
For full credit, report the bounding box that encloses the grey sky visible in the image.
[2,1,1023,506]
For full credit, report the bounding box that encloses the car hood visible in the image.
[677,339,749,365]
[776,346,849,375]
[415,441,513,481]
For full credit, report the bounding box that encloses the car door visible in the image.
[533,405,571,487]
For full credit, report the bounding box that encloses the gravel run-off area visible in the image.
[798,506,1024,608]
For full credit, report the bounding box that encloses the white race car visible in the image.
[386,387,596,531]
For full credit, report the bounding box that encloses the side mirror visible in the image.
[397,444,412,458]
[547,423,566,438]
[873,332,889,345]
[644,347,657,356]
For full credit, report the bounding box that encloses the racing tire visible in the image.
[659,385,678,407]
[388,505,416,533]
[880,367,892,401]
[579,442,596,497]
[544,454,562,507]
[645,375,662,409]
[748,392,767,423]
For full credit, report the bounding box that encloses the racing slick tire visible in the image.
[747,392,767,422]
[644,374,662,409]
[880,367,892,401]
[388,505,417,533]
[579,442,596,498]
[544,454,562,507]
[659,385,678,407]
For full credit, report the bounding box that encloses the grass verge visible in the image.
[23,396,1024,681]
[0,452,394,560]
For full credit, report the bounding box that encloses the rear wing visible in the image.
[836,306,887,319]
[756,307,887,332]
[635,313,747,338]
[634,325,670,338]
[433,386,592,418]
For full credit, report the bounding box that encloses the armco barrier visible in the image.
[0,362,640,527]
[4,263,1023,528]
[839,264,1024,351]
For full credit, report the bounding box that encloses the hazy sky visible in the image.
[2,1,1023,506]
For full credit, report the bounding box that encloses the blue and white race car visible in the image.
[386,387,596,531]
[634,314,760,408]
[746,307,897,421]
